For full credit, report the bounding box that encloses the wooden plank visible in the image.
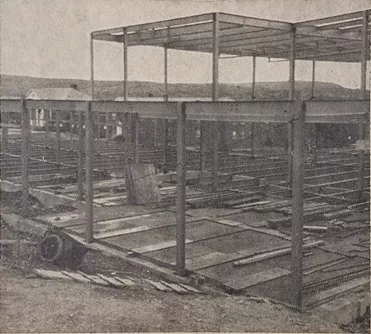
[186,252,241,271]
[225,267,291,290]
[78,271,110,285]
[97,274,125,287]
[179,283,202,293]
[33,269,72,280]
[114,277,136,286]
[132,239,192,254]
[62,271,92,283]
[305,276,370,307]
[145,279,172,292]
[161,281,189,294]
[233,241,324,266]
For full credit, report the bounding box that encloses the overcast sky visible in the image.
[1,0,370,88]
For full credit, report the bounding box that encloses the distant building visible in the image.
[114,96,235,102]
[26,86,90,127]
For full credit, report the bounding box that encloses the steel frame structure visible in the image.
[0,9,370,309]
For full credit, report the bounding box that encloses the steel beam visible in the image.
[296,10,366,27]
[219,12,291,31]
[176,102,186,276]
[92,13,213,37]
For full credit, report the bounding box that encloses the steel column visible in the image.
[69,111,74,150]
[1,112,8,153]
[21,99,30,215]
[106,112,110,140]
[123,27,128,101]
[287,26,296,185]
[311,60,316,99]
[85,102,94,243]
[251,55,256,157]
[77,110,84,201]
[211,12,220,192]
[55,111,61,165]
[176,102,186,276]
[134,113,140,164]
[90,34,95,100]
[357,11,368,200]
[291,99,305,308]
[163,45,169,171]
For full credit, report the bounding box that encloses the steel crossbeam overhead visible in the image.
[91,10,370,63]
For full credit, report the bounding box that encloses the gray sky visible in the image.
[1,0,370,88]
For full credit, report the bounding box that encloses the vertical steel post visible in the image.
[1,112,8,153]
[176,102,186,276]
[162,43,169,171]
[69,111,74,150]
[211,12,220,192]
[55,111,61,165]
[77,109,84,200]
[251,55,256,157]
[287,26,296,185]
[85,102,94,243]
[134,113,140,164]
[291,98,305,308]
[90,34,95,100]
[357,11,368,200]
[45,110,49,141]
[106,112,110,140]
[21,99,30,215]
[123,27,128,101]
[311,60,316,99]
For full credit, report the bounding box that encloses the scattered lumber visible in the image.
[323,209,352,220]
[233,240,324,267]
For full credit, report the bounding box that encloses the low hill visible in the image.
[0,74,364,100]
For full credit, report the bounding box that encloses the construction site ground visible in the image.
[1,131,370,332]
[0,223,349,333]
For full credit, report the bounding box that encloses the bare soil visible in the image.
[0,264,345,333]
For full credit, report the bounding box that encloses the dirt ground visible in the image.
[0,264,346,333]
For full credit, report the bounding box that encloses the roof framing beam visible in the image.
[219,12,292,31]
[92,13,213,37]
[296,10,369,27]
